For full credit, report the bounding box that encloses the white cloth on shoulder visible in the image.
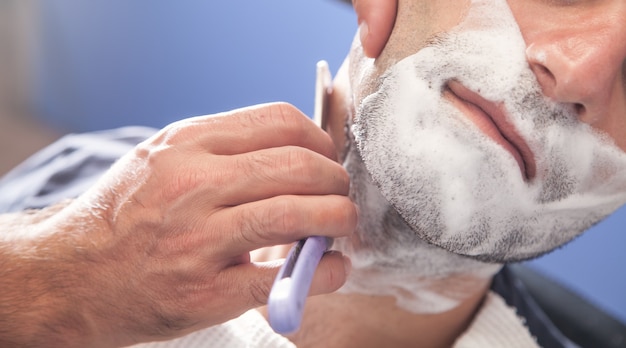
[132,291,538,348]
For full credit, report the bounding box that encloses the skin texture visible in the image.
[349,0,626,264]
[0,3,399,347]
[0,104,358,347]
[8,0,626,346]
[352,0,626,152]
[259,0,626,347]
[355,0,470,91]
[508,0,626,151]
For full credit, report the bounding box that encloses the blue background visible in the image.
[33,1,625,324]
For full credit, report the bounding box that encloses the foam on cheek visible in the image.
[339,0,626,312]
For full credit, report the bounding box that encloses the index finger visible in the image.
[154,102,339,161]
[211,194,358,257]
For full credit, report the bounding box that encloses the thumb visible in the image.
[353,0,398,58]
[309,251,352,296]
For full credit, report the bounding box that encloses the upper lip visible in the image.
[444,80,536,181]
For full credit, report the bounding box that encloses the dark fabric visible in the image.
[491,265,579,348]
[0,126,156,213]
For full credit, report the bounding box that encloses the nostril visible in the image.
[529,62,557,97]
[537,65,557,93]
[574,103,585,114]
[537,64,554,82]
[573,103,599,124]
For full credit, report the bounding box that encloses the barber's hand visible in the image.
[45,103,356,347]
[353,0,398,58]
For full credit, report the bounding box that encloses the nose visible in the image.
[524,12,626,125]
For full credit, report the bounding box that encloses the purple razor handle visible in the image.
[268,60,333,335]
[268,236,331,334]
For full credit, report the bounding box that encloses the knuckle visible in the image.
[135,125,188,167]
[133,142,216,203]
[267,197,301,239]
[165,169,205,200]
[271,102,301,124]
[270,102,310,137]
[285,149,349,195]
[240,147,319,187]
[232,207,263,246]
[152,156,201,200]
[284,147,317,179]
[234,152,276,185]
[243,151,274,173]
[242,102,303,129]
[248,278,271,306]
[232,197,301,247]
[154,119,194,146]
[273,197,301,237]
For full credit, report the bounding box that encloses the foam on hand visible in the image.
[335,0,626,313]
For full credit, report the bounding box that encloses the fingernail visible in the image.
[359,21,369,48]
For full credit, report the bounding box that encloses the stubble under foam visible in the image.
[337,0,626,314]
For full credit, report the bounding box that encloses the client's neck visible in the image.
[281,282,489,348]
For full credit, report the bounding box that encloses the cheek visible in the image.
[349,0,472,107]
[348,35,376,108]
[591,66,626,152]
[507,0,626,151]
[607,84,626,152]
[378,0,471,67]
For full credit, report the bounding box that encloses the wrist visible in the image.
[0,202,99,347]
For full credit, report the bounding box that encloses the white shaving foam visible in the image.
[336,0,626,314]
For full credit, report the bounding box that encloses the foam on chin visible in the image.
[352,0,626,262]
[336,140,502,313]
[335,0,626,313]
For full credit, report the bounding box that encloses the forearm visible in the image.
[0,201,97,347]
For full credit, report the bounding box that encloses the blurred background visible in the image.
[1,0,624,328]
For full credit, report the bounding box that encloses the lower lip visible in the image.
[443,84,529,181]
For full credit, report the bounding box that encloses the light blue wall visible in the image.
[34,0,625,324]
[34,1,357,131]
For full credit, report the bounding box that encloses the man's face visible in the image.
[346,0,626,262]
